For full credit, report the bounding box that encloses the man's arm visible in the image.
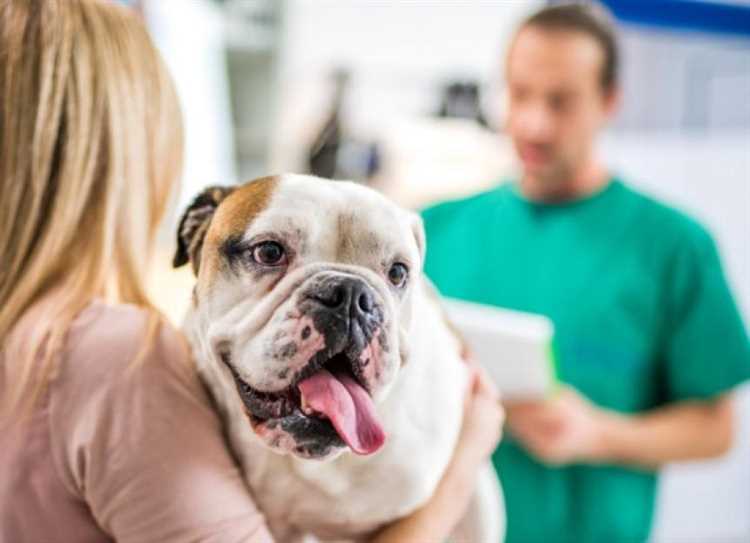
[505,386,734,470]
[598,393,733,468]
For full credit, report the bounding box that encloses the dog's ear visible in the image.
[173,185,235,273]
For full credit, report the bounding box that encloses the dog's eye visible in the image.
[250,241,287,266]
[388,263,409,288]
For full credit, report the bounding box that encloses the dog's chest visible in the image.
[225,383,453,540]
[186,287,468,541]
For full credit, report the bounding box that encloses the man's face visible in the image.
[505,26,616,185]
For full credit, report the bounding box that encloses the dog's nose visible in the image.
[311,277,376,320]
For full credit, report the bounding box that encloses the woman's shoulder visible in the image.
[72,300,188,359]
[70,300,182,354]
[51,300,217,469]
[60,300,197,400]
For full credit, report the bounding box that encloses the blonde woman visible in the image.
[0,1,502,541]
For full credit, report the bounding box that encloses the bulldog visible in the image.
[173,174,504,542]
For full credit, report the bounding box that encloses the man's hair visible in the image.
[521,2,619,93]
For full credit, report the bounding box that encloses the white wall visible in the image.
[271,0,539,171]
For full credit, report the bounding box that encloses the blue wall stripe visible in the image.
[598,1,750,38]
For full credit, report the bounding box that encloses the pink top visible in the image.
[0,300,274,542]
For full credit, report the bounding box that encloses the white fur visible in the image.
[182,175,505,541]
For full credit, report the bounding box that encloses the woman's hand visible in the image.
[453,364,505,469]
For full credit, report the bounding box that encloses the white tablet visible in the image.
[442,298,557,400]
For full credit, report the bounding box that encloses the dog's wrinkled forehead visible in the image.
[257,178,421,266]
[180,174,425,289]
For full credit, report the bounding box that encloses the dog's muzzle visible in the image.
[225,273,391,459]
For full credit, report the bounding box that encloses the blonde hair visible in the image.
[0,0,183,419]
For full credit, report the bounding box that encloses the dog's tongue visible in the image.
[297,369,385,455]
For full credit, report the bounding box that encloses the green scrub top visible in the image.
[421,178,750,543]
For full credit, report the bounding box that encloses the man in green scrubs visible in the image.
[422,4,750,543]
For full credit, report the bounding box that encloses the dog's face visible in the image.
[174,175,425,460]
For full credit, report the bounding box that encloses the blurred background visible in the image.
[134,1,749,540]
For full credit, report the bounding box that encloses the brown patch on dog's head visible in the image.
[198,175,280,285]
[173,176,279,277]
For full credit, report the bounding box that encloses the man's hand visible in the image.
[505,386,735,468]
[504,386,609,465]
